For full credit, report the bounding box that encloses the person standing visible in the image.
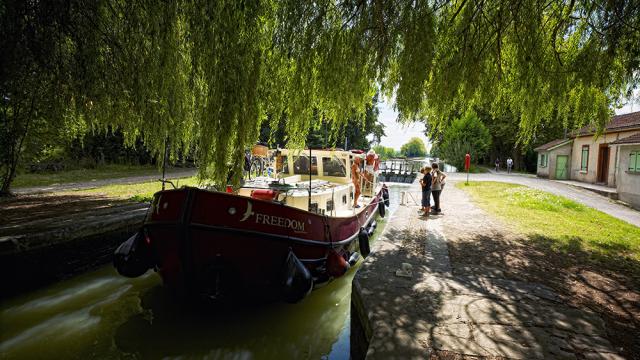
[352,156,362,208]
[431,163,446,214]
[506,157,513,174]
[419,166,432,216]
[495,158,500,172]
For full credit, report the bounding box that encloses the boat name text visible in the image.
[255,213,305,232]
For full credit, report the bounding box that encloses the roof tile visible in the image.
[610,132,640,145]
[574,111,640,136]
[534,138,572,151]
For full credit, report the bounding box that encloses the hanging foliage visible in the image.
[1,0,638,193]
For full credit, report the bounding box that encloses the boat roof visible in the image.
[278,148,364,158]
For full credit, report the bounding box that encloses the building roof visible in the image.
[610,132,640,145]
[534,138,573,152]
[574,111,640,136]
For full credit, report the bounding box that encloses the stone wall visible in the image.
[616,145,640,209]
[0,204,147,299]
[536,152,550,178]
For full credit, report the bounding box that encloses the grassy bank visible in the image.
[457,181,640,269]
[57,176,200,202]
[12,164,162,188]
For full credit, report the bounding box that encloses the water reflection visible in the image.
[1,264,356,359]
[0,185,406,359]
[115,269,357,359]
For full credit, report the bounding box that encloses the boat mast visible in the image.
[161,136,168,191]
[308,147,312,210]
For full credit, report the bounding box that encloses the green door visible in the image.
[555,155,568,180]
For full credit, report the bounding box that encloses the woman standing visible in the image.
[420,166,432,216]
[431,163,446,214]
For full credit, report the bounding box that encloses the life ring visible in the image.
[358,229,371,257]
[378,200,386,218]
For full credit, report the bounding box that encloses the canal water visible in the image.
[0,184,410,360]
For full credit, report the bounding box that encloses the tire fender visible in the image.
[378,200,386,218]
[358,229,371,257]
[382,186,390,207]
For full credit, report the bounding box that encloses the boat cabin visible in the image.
[238,149,380,217]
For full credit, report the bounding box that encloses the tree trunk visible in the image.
[0,165,17,196]
[1,96,34,196]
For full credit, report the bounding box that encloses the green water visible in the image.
[0,185,408,360]
[1,265,356,359]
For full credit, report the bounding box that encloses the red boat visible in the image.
[114,149,389,302]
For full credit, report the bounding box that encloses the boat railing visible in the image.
[158,178,177,189]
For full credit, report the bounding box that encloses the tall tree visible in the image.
[1,0,638,194]
[438,111,492,169]
[372,145,398,160]
[400,137,427,158]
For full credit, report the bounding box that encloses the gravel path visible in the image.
[448,171,640,227]
[12,168,197,195]
[353,180,627,359]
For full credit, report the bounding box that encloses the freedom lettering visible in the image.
[255,213,305,232]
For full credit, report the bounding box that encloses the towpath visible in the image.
[448,171,640,227]
[12,168,196,195]
[352,178,636,359]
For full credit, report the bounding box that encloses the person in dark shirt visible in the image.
[431,163,446,214]
[419,166,432,216]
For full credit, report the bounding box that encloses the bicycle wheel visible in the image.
[250,159,263,179]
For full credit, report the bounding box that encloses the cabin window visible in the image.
[293,155,318,175]
[630,151,640,172]
[581,145,589,171]
[322,157,347,177]
[326,200,334,211]
[309,202,318,213]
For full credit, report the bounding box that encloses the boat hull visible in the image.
[135,186,383,301]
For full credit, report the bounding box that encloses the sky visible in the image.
[615,89,639,115]
[375,99,431,152]
[376,90,639,151]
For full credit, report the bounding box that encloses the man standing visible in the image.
[352,156,362,208]
[495,158,500,172]
[506,157,513,173]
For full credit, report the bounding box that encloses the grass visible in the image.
[57,176,201,203]
[12,164,161,188]
[457,181,640,266]
[468,165,490,173]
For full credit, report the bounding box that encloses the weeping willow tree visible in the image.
[1,0,638,194]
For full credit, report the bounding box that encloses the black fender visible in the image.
[113,231,153,278]
[382,186,390,207]
[358,228,371,257]
[367,220,377,236]
[281,250,313,303]
[378,200,386,218]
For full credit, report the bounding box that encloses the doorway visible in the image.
[555,155,568,180]
[596,144,610,184]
